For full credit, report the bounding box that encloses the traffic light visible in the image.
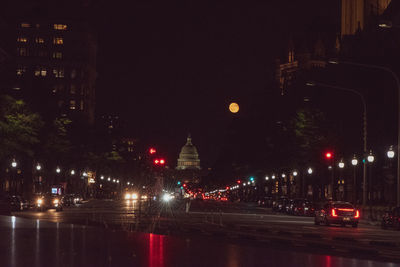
[177,181,181,185]
[236,180,241,184]
[325,152,333,159]
[149,148,156,155]
[154,158,166,165]
[249,177,254,182]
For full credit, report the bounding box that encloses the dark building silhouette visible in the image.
[0,1,97,124]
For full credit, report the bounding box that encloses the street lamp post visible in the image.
[367,151,375,205]
[351,156,358,204]
[328,59,400,207]
[306,81,368,205]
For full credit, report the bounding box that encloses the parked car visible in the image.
[272,197,289,212]
[258,197,273,208]
[303,201,316,217]
[381,207,400,230]
[73,194,83,204]
[314,201,360,227]
[10,195,29,211]
[61,194,76,206]
[291,199,307,216]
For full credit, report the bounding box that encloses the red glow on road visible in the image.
[149,233,165,267]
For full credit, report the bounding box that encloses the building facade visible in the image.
[176,135,201,170]
[341,0,391,36]
[0,18,97,124]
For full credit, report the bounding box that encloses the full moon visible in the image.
[229,102,239,113]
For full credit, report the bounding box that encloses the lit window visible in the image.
[70,85,76,94]
[35,37,44,44]
[17,47,28,56]
[53,37,63,45]
[17,37,27,43]
[16,67,26,76]
[69,100,76,110]
[34,67,47,77]
[53,24,67,30]
[52,52,62,59]
[20,23,31,28]
[53,68,64,78]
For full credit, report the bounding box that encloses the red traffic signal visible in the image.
[149,148,156,154]
[154,158,166,165]
[236,180,241,184]
[325,152,333,159]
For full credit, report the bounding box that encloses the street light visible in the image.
[107,177,111,181]
[281,173,286,178]
[70,169,75,175]
[100,175,104,180]
[367,151,375,163]
[387,146,395,159]
[292,171,298,176]
[351,155,358,204]
[307,167,313,175]
[327,59,400,206]
[11,159,17,168]
[272,175,276,180]
[56,167,61,173]
[36,163,41,171]
[338,160,345,169]
[265,176,269,181]
[307,80,367,205]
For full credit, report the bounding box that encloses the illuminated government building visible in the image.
[176,135,201,170]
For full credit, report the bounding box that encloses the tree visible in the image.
[0,95,44,161]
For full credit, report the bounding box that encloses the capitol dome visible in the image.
[176,135,201,170]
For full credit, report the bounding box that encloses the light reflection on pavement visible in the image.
[0,215,397,267]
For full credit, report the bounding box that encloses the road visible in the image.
[12,199,400,264]
[0,215,395,267]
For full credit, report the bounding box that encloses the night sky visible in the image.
[2,0,340,167]
[93,0,340,167]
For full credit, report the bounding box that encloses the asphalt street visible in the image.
[12,199,400,264]
[1,215,396,267]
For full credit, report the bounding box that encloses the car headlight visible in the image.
[141,195,147,200]
[131,193,138,200]
[37,198,43,205]
[162,194,172,202]
[125,193,131,200]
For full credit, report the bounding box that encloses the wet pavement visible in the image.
[0,215,397,267]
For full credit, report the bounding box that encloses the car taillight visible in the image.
[331,209,337,217]
[354,210,360,219]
